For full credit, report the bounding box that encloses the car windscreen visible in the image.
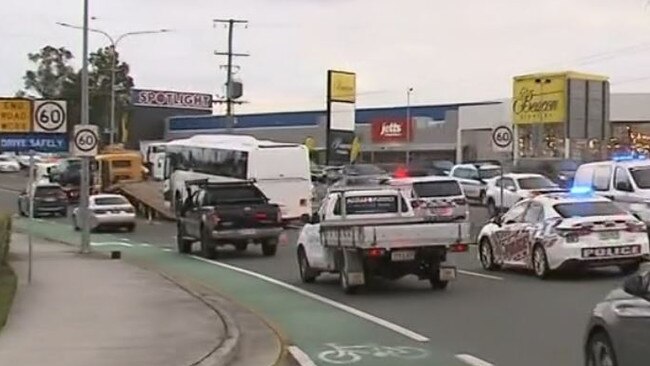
[345,195,399,214]
[479,168,501,179]
[518,177,557,190]
[94,197,130,205]
[413,181,462,197]
[345,164,386,176]
[34,186,63,196]
[553,201,626,218]
[204,186,266,204]
[630,167,650,189]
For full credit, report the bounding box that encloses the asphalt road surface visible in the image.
[0,174,633,366]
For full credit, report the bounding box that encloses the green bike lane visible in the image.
[13,217,469,366]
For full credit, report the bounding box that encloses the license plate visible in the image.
[599,231,620,240]
[433,207,453,216]
[239,229,256,236]
[391,250,416,262]
[439,267,457,281]
[582,245,641,258]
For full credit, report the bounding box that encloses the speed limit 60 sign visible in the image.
[73,125,99,157]
[492,125,513,152]
[33,100,67,133]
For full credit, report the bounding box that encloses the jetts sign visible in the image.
[581,245,641,259]
[371,119,412,143]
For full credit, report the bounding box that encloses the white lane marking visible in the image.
[140,243,152,247]
[458,270,503,281]
[91,242,133,247]
[162,248,173,252]
[288,346,317,366]
[119,237,131,242]
[190,255,429,342]
[456,354,494,366]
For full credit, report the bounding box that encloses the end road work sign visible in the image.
[0,133,69,153]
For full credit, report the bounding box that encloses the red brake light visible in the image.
[450,243,469,253]
[209,213,220,225]
[394,167,409,178]
[255,212,268,220]
[366,248,385,257]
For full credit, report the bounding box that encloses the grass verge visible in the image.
[0,264,17,331]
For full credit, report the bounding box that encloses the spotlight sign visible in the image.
[326,70,357,165]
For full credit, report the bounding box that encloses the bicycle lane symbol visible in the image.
[317,343,429,364]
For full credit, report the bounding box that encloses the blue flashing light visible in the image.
[570,186,593,196]
[612,152,649,161]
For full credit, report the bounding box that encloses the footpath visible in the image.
[0,233,280,366]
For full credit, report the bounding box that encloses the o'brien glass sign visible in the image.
[131,89,213,111]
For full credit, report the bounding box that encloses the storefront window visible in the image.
[517,123,566,158]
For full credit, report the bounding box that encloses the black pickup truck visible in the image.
[176,180,283,258]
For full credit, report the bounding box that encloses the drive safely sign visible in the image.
[0,133,69,153]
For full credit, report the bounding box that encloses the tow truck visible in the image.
[296,185,471,294]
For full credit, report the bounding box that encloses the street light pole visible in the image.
[406,87,414,164]
[56,22,169,144]
[80,0,91,254]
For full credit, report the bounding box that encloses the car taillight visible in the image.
[299,199,308,207]
[366,247,385,257]
[626,222,647,233]
[255,212,268,220]
[449,242,469,253]
[453,198,466,205]
[393,167,408,178]
[209,213,220,225]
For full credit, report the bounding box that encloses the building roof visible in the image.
[513,71,609,81]
[167,102,496,131]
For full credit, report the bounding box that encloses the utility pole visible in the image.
[80,0,91,254]
[214,18,248,132]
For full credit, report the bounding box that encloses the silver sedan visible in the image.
[72,194,136,232]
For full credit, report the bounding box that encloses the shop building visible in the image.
[165,102,496,164]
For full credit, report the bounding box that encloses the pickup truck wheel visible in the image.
[262,238,278,257]
[429,270,449,290]
[176,223,193,254]
[340,271,359,294]
[298,247,317,283]
[200,226,217,259]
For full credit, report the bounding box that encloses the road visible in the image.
[0,174,631,366]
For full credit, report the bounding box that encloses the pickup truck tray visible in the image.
[320,217,471,249]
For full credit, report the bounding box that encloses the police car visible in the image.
[477,188,650,279]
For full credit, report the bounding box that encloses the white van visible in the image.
[573,159,650,223]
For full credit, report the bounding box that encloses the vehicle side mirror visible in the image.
[310,213,321,224]
[623,273,649,297]
[616,181,633,192]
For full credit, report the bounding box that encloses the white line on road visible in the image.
[140,243,152,247]
[456,354,495,366]
[119,238,131,242]
[458,270,503,281]
[91,242,133,247]
[190,255,429,342]
[288,346,317,366]
[162,248,173,252]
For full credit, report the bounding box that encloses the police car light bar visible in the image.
[569,186,593,195]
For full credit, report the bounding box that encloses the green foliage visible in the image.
[0,214,11,265]
[18,45,135,141]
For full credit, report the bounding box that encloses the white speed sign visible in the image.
[72,125,99,157]
[33,100,67,133]
[492,125,513,152]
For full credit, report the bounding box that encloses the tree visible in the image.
[18,45,135,141]
[21,46,76,99]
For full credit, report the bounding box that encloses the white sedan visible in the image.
[0,156,20,172]
[72,194,136,232]
[477,191,649,279]
[485,173,565,216]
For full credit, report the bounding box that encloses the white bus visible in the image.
[144,142,167,181]
[163,135,312,221]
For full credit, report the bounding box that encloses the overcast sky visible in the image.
[4,0,650,113]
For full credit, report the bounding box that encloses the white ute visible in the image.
[296,185,471,294]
